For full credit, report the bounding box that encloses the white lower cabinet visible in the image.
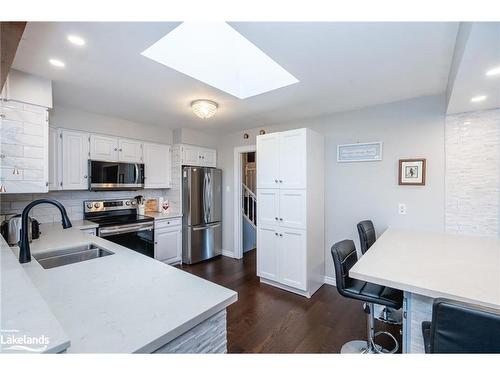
[154,220,182,264]
[257,226,306,290]
[257,226,280,281]
[279,229,306,290]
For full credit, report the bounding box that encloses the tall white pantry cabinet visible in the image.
[256,128,325,298]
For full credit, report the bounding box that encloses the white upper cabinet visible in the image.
[118,138,143,163]
[256,133,280,189]
[180,144,217,167]
[143,143,171,188]
[279,129,306,189]
[61,130,89,190]
[182,145,201,165]
[90,134,118,161]
[48,127,60,190]
[0,102,49,194]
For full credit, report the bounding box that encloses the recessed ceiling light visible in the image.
[67,35,86,46]
[141,22,299,99]
[49,59,65,68]
[463,121,471,125]
[486,66,500,76]
[470,95,487,103]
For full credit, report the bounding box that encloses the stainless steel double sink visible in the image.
[33,244,114,269]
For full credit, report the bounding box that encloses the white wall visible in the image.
[50,105,173,144]
[172,128,218,148]
[217,95,446,278]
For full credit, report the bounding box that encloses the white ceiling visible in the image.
[13,22,459,133]
[447,23,500,114]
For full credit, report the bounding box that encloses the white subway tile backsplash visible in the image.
[0,188,177,223]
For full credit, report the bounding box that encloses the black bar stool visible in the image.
[357,220,403,325]
[331,239,403,353]
[422,298,500,353]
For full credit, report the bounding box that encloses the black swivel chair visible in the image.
[422,298,500,353]
[331,239,403,353]
[357,220,376,255]
[357,220,403,325]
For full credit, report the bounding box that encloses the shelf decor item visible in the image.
[398,158,426,186]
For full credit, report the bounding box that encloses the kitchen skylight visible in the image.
[141,22,299,99]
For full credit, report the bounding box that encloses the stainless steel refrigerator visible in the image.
[182,166,222,264]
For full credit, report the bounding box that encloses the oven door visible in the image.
[98,222,154,258]
[89,160,144,190]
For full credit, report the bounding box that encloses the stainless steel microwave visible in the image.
[88,160,144,191]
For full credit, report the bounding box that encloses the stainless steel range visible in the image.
[84,198,154,258]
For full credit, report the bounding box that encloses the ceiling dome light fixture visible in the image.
[191,99,218,119]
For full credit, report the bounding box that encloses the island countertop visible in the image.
[1,222,237,353]
[350,228,500,310]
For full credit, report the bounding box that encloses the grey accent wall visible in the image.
[216,95,446,278]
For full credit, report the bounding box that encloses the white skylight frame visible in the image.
[141,22,299,99]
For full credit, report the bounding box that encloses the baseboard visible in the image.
[221,249,237,258]
[324,276,336,286]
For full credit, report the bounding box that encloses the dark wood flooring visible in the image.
[177,249,401,353]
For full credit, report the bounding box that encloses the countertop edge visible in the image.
[134,293,238,353]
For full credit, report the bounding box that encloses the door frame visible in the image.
[233,144,257,259]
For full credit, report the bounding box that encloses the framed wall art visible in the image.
[399,158,426,186]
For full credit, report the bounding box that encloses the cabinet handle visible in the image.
[274,179,278,183]
[279,180,283,183]
[114,148,118,151]
[279,218,283,221]
[275,217,278,221]
[119,148,123,152]
[275,232,278,236]
[155,241,158,245]
[84,175,88,179]
[279,233,283,237]
[0,114,5,118]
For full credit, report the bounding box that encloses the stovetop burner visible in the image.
[83,198,154,227]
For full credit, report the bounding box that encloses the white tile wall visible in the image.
[0,188,178,223]
[445,109,500,237]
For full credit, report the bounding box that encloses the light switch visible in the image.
[398,203,407,215]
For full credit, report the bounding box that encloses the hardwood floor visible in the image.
[177,249,401,353]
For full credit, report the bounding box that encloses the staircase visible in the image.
[242,183,257,228]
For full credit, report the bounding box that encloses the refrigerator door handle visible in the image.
[203,172,208,223]
[192,223,221,231]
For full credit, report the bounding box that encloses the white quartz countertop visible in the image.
[143,212,182,221]
[1,221,237,353]
[350,228,500,310]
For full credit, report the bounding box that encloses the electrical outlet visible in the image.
[398,203,407,215]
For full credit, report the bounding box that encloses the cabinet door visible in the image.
[279,129,306,189]
[257,133,280,189]
[200,149,216,167]
[279,228,307,290]
[61,130,89,190]
[257,226,280,281]
[90,134,118,161]
[144,143,171,188]
[181,145,201,166]
[119,138,143,162]
[155,227,182,264]
[278,189,306,229]
[48,127,59,190]
[257,189,280,227]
